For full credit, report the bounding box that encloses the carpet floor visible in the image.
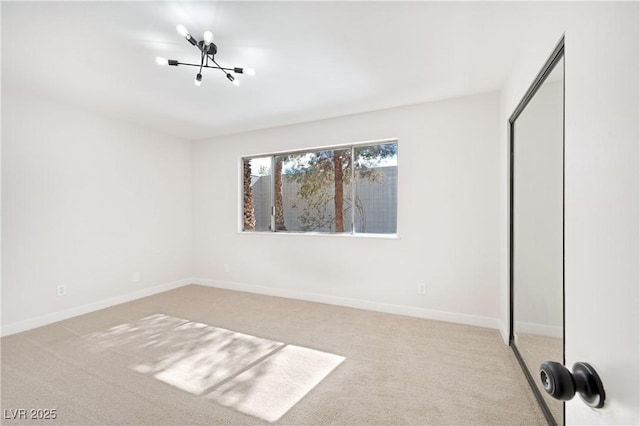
[1,284,545,425]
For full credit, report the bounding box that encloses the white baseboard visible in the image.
[2,277,504,338]
[498,321,510,345]
[193,278,501,331]
[1,278,195,337]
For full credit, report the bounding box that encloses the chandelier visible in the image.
[155,24,255,87]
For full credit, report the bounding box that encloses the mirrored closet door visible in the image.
[510,39,565,426]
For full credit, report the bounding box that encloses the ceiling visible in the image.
[2,1,556,140]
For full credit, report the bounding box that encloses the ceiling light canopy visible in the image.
[156,24,255,87]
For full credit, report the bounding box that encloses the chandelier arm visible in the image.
[209,55,232,78]
[174,62,233,71]
[199,51,205,74]
[205,65,233,71]
[185,35,199,49]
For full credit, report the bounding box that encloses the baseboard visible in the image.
[1,278,195,337]
[193,278,501,331]
[499,321,510,345]
[2,277,504,337]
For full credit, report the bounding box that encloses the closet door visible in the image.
[510,40,564,425]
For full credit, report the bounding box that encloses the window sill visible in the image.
[238,231,400,240]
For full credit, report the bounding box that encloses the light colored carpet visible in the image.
[1,284,546,425]
[83,313,344,422]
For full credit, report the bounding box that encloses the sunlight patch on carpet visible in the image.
[84,314,345,422]
[132,323,282,394]
[207,345,345,422]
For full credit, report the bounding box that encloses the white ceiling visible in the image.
[2,1,553,140]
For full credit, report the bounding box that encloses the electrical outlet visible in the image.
[417,283,426,295]
[56,285,67,297]
[132,272,140,282]
[224,263,230,273]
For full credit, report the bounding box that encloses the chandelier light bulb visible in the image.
[203,31,214,46]
[176,24,189,38]
[244,68,256,76]
[155,56,168,66]
[195,73,202,87]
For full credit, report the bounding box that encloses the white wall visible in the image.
[1,89,193,333]
[500,2,639,424]
[193,92,501,328]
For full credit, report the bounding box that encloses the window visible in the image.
[242,140,397,235]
